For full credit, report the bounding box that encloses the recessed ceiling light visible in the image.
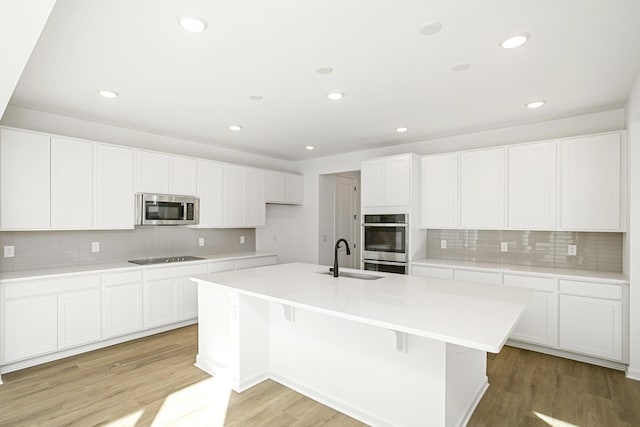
[420,21,442,36]
[327,92,344,101]
[395,127,408,133]
[178,16,208,33]
[316,66,333,75]
[98,89,119,98]
[526,100,545,109]
[501,33,530,49]
[305,145,315,150]
[229,125,242,131]
[451,62,471,72]
[249,95,263,101]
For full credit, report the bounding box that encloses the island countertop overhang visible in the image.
[190,262,533,353]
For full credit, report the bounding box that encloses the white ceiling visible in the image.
[9,0,640,160]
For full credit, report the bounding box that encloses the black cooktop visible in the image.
[128,256,205,265]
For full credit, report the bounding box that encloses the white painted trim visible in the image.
[506,340,627,371]
[270,372,396,427]
[626,367,640,382]
[456,378,489,427]
[238,371,269,392]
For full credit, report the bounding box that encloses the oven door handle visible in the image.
[362,223,408,227]
[363,259,408,266]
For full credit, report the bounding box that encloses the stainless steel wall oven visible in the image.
[362,214,408,274]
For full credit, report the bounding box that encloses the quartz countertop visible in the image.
[0,251,277,282]
[411,258,628,284]
[191,262,533,353]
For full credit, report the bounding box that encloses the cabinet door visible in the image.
[558,294,622,361]
[58,289,102,349]
[50,137,94,229]
[560,133,622,230]
[266,171,286,203]
[361,160,385,207]
[197,159,223,227]
[135,151,169,194]
[222,163,245,227]
[95,144,134,229]
[460,148,506,228]
[180,278,198,320]
[169,155,197,196]
[453,269,502,285]
[3,296,57,362]
[509,291,556,346]
[143,279,180,328]
[384,156,411,207]
[285,173,303,204]
[420,154,458,228]
[244,168,265,227]
[0,128,51,229]
[508,141,556,229]
[104,283,143,338]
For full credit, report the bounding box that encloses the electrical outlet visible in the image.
[198,237,205,247]
[501,242,508,253]
[240,235,245,244]
[568,244,577,256]
[440,240,447,249]
[91,242,100,253]
[4,245,15,258]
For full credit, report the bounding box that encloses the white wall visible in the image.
[0,105,294,171]
[284,108,626,265]
[317,175,336,266]
[625,72,640,381]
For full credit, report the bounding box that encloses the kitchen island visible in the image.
[191,263,532,427]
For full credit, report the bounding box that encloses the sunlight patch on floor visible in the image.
[103,409,144,427]
[151,376,231,427]
[534,411,581,427]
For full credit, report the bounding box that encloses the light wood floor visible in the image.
[1,325,639,427]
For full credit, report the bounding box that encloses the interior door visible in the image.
[336,176,357,268]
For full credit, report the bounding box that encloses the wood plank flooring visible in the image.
[1,325,639,426]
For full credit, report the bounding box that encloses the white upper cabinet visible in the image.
[51,137,94,229]
[361,154,413,210]
[420,154,458,228]
[508,141,556,229]
[169,155,197,196]
[135,150,169,194]
[222,164,266,227]
[560,133,623,231]
[266,171,303,205]
[0,128,51,230]
[95,144,134,229]
[197,159,223,227]
[460,147,506,228]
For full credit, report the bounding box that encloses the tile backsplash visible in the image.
[0,227,256,272]
[426,229,622,272]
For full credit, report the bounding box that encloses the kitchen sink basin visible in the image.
[317,271,383,280]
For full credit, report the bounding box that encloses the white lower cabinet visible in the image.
[58,289,101,349]
[3,296,58,362]
[453,269,502,285]
[180,278,199,320]
[144,279,180,328]
[104,271,143,338]
[559,294,622,361]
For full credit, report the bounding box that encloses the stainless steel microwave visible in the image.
[135,193,199,225]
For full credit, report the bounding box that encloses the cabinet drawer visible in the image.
[503,274,555,292]
[144,263,208,281]
[103,270,143,287]
[411,265,452,280]
[559,280,622,300]
[5,275,101,299]
[453,269,502,285]
[209,260,235,273]
[235,256,277,270]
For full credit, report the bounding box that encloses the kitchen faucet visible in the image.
[332,238,351,277]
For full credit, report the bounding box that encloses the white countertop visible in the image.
[0,251,277,282]
[411,258,629,284]
[191,262,533,353]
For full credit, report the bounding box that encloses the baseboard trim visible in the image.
[457,378,489,427]
[626,366,640,382]
[506,340,628,371]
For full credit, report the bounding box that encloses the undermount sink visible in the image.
[317,271,383,280]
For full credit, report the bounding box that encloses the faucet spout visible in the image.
[333,238,351,277]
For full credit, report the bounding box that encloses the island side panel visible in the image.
[267,302,448,427]
[445,344,489,427]
[196,282,231,377]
